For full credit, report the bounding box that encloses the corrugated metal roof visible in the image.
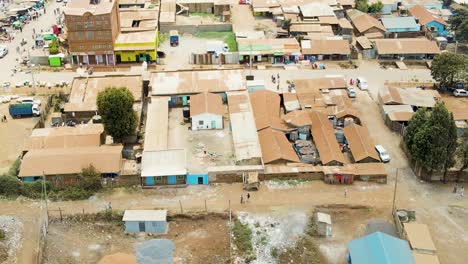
[144,97,169,151]
[250,90,291,131]
[310,111,346,165]
[123,210,167,222]
[190,92,224,116]
[301,39,351,55]
[380,16,420,30]
[343,124,380,162]
[19,145,123,177]
[373,38,440,55]
[258,128,300,164]
[348,232,415,264]
[141,149,187,177]
[408,5,447,26]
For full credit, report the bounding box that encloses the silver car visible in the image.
[453,89,468,97]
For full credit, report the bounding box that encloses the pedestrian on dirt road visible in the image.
[453,183,458,193]
[277,83,279,91]
[344,188,348,198]
[277,73,280,80]
[3,115,7,123]
[247,193,250,201]
[19,27,22,33]
[461,186,464,197]
[240,194,244,204]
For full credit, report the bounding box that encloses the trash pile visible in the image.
[237,211,308,264]
[0,216,23,264]
[294,140,318,163]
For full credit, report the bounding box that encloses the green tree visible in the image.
[368,1,383,13]
[79,165,102,192]
[431,53,467,86]
[356,0,368,13]
[457,127,468,180]
[426,105,457,181]
[406,104,457,181]
[404,108,429,151]
[449,9,468,42]
[97,87,137,142]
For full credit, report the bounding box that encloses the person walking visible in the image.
[240,194,244,204]
[344,188,348,198]
[453,183,458,193]
[461,186,464,197]
[247,193,250,201]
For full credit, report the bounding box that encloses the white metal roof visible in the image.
[317,212,332,224]
[141,149,187,177]
[123,210,167,222]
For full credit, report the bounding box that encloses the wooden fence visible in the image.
[190,52,239,65]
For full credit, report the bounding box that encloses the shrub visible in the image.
[79,165,102,192]
[233,219,255,261]
[21,180,52,199]
[0,176,22,197]
[7,158,20,177]
[50,186,92,201]
[0,229,5,240]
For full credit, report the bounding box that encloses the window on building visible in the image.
[75,22,83,30]
[96,31,102,40]
[105,31,111,40]
[176,175,185,181]
[155,176,162,182]
[79,45,85,50]
[86,31,94,41]
[84,21,94,29]
[198,120,204,125]
[95,20,102,27]
[132,20,141,27]
[96,55,104,64]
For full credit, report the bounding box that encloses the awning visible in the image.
[273,52,284,56]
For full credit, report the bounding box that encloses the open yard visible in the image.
[43,212,230,264]
[0,103,40,174]
[168,107,235,174]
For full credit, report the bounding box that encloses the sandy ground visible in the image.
[0,103,40,174]
[168,107,235,173]
[230,4,277,35]
[43,213,230,264]
[158,35,210,71]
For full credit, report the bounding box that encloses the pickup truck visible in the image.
[9,103,41,118]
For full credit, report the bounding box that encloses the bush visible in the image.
[49,39,59,55]
[50,186,92,201]
[21,180,52,199]
[0,176,22,197]
[0,229,5,240]
[7,158,20,177]
[79,165,102,192]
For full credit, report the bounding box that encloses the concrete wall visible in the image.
[159,24,232,34]
[125,220,167,233]
[191,113,223,130]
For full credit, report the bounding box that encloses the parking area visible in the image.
[0,103,40,174]
[167,107,235,174]
[159,35,208,70]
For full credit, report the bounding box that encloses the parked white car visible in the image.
[347,87,356,98]
[0,45,8,58]
[453,89,468,97]
[18,97,41,106]
[356,77,368,90]
[0,95,11,103]
[375,145,391,163]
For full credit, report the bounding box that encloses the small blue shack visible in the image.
[348,231,415,264]
[380,17,421,34]
[123,210,168,234]
[409,5,448,36]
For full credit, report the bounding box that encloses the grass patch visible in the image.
[233,218,255,261]
[194,31,238,52]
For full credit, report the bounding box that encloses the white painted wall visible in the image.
[191,113,223,130]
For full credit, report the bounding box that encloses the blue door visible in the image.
[145,177,155,186]
[168,176,176,185]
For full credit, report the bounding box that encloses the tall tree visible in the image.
[97,87,137,142]
[431,53,467,86]
[406,103,457,181]
[426,105,457,181]
[448,9,468,42]
[404,108,428,152]
[457,127,468,180]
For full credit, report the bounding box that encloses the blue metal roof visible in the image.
[380,16,419,29]
[348,232,415,264]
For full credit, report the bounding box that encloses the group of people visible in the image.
[240,193,251,204]
[271,73,280,90]
[453,183,465,197]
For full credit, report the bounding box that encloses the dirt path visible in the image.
[230,4,256,33]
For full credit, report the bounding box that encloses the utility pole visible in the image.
[392,169,399,215]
